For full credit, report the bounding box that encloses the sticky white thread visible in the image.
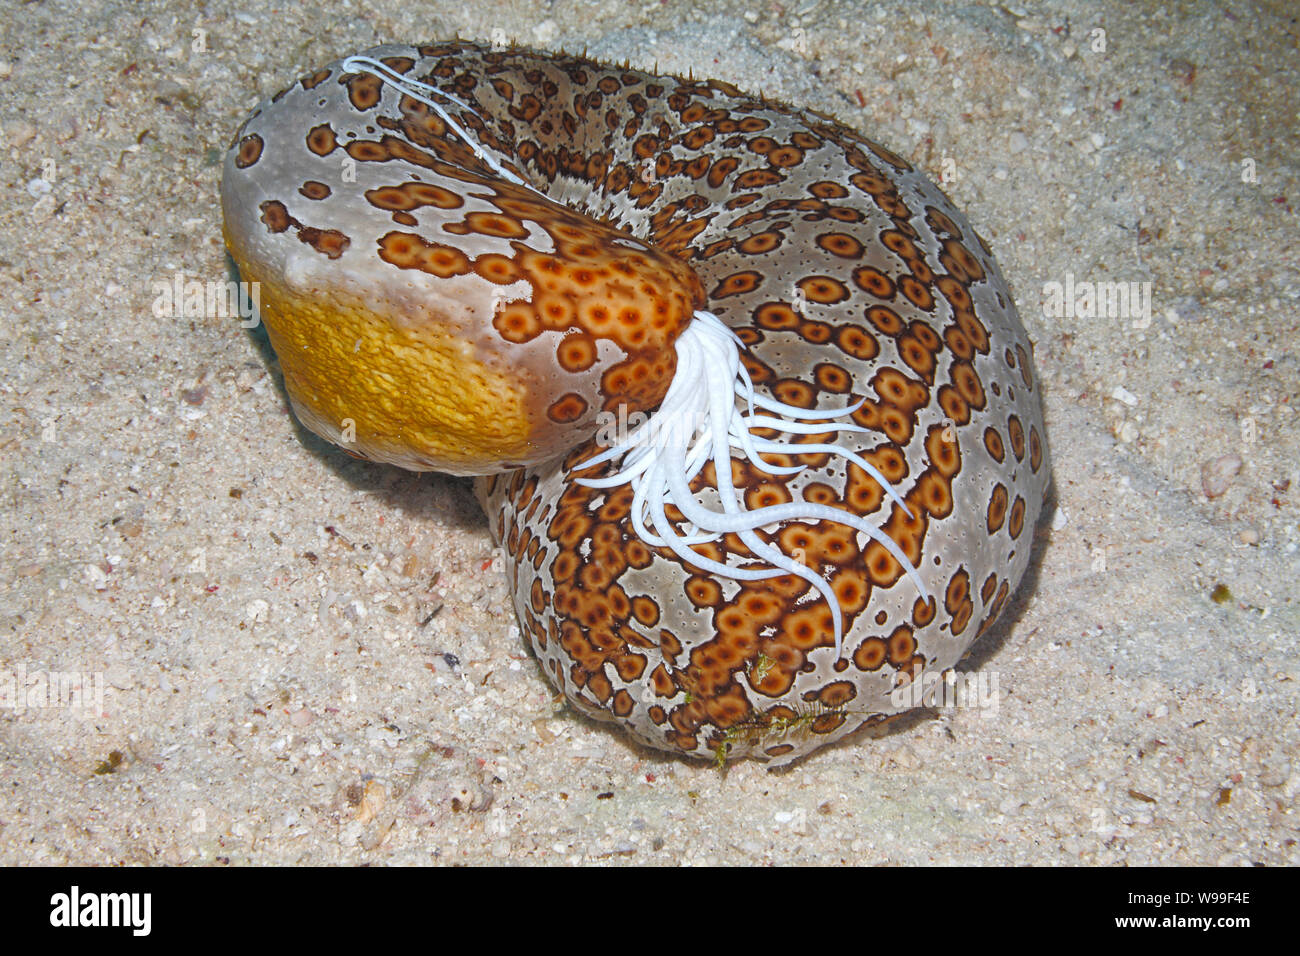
[340,54,531,188]
[577,310,930,657]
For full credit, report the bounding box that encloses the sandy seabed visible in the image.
[0,0,1296,865]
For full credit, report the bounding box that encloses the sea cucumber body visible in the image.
[225,42,1050,763]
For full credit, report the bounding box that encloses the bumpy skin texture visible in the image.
[225,42,1051,764]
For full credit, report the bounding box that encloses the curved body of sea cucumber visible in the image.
[223,41,1051,764]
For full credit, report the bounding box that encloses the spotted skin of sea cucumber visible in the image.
[231,41,1051,764]
[222,52,703,472]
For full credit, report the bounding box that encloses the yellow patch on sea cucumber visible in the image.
[231,252,535,473]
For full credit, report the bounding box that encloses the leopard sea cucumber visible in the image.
[221,41,1051,765]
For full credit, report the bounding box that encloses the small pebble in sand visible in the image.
[1201,454,1243,498]
[354,779,385,824]
[1111,385,1139,407]
[6,119,36,147]
[1167,58,1197,86]
[448,778,493,812]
